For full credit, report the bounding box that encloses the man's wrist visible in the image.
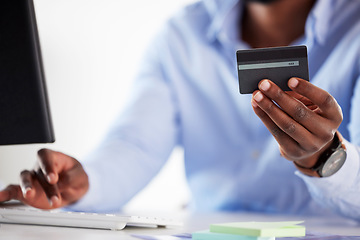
[293,161,320,177]
[293,132,346,177]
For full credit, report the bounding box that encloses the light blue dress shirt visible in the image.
[70,0,360,220]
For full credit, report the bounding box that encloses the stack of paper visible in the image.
[192,221,305,240]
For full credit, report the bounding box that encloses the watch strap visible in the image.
[310,133,342,173]
[293,132,344,177]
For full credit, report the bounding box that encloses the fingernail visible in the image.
[25,187,31,195]
[47,173,56,183]
[251,99,258,108]
[259,80,271,91]
[22,187,32,197]
[49,196,59,207]
[51,195,59,204]
[254,91,263,102]
[289,78,299,88]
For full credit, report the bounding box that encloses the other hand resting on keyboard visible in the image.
[0,149,89,209]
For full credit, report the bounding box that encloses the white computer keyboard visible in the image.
[0,207,183,230]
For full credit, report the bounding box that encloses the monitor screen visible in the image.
[0,0,55,145]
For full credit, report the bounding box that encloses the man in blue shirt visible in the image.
[1,0,360,220]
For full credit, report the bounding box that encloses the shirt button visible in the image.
[251,150,260,160]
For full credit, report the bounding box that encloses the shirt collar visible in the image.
[204,0,241,42]
[308,0,333,45]
[203,0,347,46]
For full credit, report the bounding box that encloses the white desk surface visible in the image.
[0,210,359,239]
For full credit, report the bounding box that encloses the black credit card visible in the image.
[236,45,309,94]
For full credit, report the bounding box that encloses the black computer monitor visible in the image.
[0,0,55,145]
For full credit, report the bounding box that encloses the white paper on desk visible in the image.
[131,236,178,240]
[132,232,360,240]
[131,233,191,240]
[281,232,360,240]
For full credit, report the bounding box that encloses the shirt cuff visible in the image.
[295,139,360,197]
[64,161,102,212]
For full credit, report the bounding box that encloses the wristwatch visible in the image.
[308,133,347,177]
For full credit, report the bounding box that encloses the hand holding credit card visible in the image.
[237,46,309,94]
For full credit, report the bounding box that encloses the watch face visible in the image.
[320,149,347,177]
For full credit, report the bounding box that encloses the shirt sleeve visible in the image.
[295,140,360,220]
[67,27,180,213]
[296,74,360,221]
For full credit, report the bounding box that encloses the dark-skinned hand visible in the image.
[251,77,343,177]
[0,149,89,209]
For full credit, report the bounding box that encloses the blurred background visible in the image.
[0,0,194,212]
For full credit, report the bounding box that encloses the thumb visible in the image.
[37,149,77,185]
